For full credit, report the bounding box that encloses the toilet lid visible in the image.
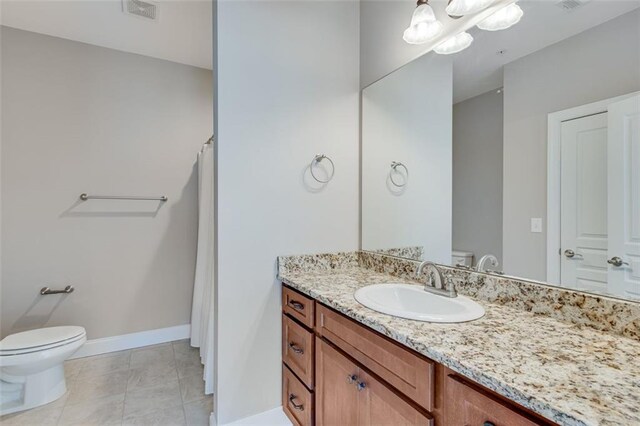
[0,326,86,353]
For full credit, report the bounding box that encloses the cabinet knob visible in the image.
[347,374,357,384]
[288,342,304,355]
[288,394,304,411]
[356,380,367,391]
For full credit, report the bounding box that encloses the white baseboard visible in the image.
[219,407,291,426]
[71,324,191,359]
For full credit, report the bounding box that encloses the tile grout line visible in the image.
[120,350,133,424]
[172,341,190,425]
[173,342,185,403]
[56,358,85,426]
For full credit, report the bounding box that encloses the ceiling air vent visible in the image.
[122,0,158,21]
[556,0,590,12]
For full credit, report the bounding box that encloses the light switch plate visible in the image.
[531,218,543,233]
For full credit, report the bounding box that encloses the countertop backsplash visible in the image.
[278,250,640,341]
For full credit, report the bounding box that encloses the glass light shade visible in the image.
[477,3,523,31]
[446,0,494,16]
[433,32,474,55]
[403,4,444,44]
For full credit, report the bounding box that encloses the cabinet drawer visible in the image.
[316,305,435,412]
[283,314,315,389]
[283,286,315,328]
[445,374,548,426]
[283,364,314,426]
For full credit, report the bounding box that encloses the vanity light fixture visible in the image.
[476,3,523,31]
[445,0,495,17]
[433,31,474,54]
[403,0,444,45]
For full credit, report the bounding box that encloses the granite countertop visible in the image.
[279,266,640,426]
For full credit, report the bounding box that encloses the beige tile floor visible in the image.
[1,340,213,426]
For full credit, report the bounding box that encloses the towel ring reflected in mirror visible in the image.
[310,154,335,184]
[390,161,409,187]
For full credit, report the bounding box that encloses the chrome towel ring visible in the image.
[310,154,335,184]
[390,161,409,187]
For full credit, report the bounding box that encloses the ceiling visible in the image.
[452,0,640,103]
[1,0,637,98]
[0,0,212,69]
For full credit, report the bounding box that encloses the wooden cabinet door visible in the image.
[358,368,433,426]
[316,338,360,426]
[445,375,543,426]
[317,337,432,426]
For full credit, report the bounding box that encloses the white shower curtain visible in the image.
[191,141,214,395]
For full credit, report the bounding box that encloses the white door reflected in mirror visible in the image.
[560,112,609,294]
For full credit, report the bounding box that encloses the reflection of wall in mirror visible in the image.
[361,54,452,264]
[502,9,640,281]
[453,89,504,267]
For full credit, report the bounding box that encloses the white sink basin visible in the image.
[354,284,485,323]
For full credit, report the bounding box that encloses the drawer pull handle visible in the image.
[288,342,304,355]
[356,380,366,391]
[288,394,304,411]
[289,300,304,311]
[347,374,357,384]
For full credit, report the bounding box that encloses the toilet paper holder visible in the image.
[40,285,74,295]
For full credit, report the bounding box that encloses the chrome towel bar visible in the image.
[80,193,168,202]
[41,285,74,295]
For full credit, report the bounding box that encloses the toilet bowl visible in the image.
[0,326,86,415]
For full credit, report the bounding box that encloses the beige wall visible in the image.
[216,1,359,422]
[0,27,213,339]
[453,89,503,266]
[502,10,640,281]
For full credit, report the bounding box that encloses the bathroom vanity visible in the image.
[278,252,640,426]
[282,285,550,426]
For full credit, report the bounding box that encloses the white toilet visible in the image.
[0,326,86,415]
[452,250,474,268]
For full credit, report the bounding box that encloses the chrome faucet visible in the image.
[476,254,500,273]
[415,261,457,298]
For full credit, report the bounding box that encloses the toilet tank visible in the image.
[452,250,474,267]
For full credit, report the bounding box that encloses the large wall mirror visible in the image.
[361,1,640,301]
